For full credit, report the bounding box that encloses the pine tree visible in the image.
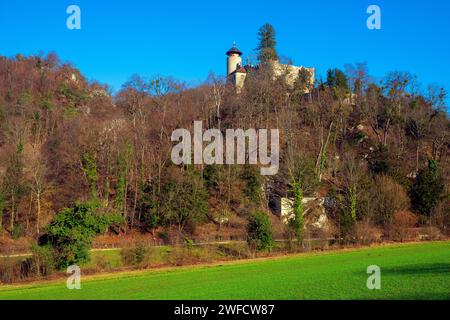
[410,160,445,216]
[256,23,278,63]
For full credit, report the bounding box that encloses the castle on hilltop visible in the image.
[225,43,315,92]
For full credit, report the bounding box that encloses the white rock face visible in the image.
[280,196,331,232]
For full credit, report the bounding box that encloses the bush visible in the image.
[354,220,382,245]
[92,255,112,271]
[241,165,264,206]
[0,245,55,284]
[167,247,192,266]
[370,175,410,227]
[389,211,418,242]
[0,259,23,284]
[120,242,153,267]
[430,200,450,235]
[246,211,274,252]
[39,201,123,270]
[12,224,24,240]
[217,243,251,259]
[31,244,55,277]
[420,227,444,241]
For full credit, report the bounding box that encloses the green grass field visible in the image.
[0,242,449,300]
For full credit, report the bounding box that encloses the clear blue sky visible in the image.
[1,0,449,101]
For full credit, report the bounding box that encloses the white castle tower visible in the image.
[226,43,247,91]
[226,42,243,76]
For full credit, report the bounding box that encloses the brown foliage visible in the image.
[389,211,419,242]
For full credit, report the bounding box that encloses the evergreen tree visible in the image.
[241,165,264,205]
[246,211,274,252]
[326,68,349,91]
[410,160,445,216]
[256,23,278,63]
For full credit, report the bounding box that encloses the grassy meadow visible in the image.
[0,242,449,300]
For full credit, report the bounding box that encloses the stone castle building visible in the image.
[226,43,315,92]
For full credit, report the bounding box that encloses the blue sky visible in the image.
[1,0,449,100]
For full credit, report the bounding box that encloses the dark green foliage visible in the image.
[18,92,33,107]
[256,23,278,63]
[161,167,209,232]
[82,152,98,200]
[11,224,24,240]
[289,181,304,243]
[58,83,88,108]
[39,95,54,110]
[2,145,26,230]
[326,68,349,91]
[290,156,320,195]
[40,201,123,269]
[203,164,223,190]
[367,146,390,175]
[140,182,160,231]
[115,143,133,214]
[410,160,445,216]
[241,165,263,205]
[31,244,55,276]
[293,68,312,93]
[341,186,357,236]
[246,211,274,252]
[120,243,150,266]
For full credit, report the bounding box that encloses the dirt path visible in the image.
[0,247,120,259]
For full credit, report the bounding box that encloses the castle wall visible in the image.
[270,60,315,92]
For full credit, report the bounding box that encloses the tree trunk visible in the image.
[10,195,15,232]
[416,141,420,173]
[27,193,32,232]
[132,178,138,227]
[36,191,41,235]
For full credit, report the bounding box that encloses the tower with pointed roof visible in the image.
[226,43,247,92]
[226,43,243,76]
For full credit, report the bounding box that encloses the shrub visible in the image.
[430,200,450,235]
[12,224,24,240]
[371,175,410,227]
[120,242,154,267]
[354,220,382,245]
[246,211,274,252]
[167,247,193,266]
[31,244,55,277]
[241,165,264,205]
[0,245,55,284]
[420,227,444,241]
[217,243,251,259]
[39,201,123,270]
[92,255,112,271]
[389,211,418,242]
[0,258,23,283]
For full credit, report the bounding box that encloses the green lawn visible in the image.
[0,242,449,300]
